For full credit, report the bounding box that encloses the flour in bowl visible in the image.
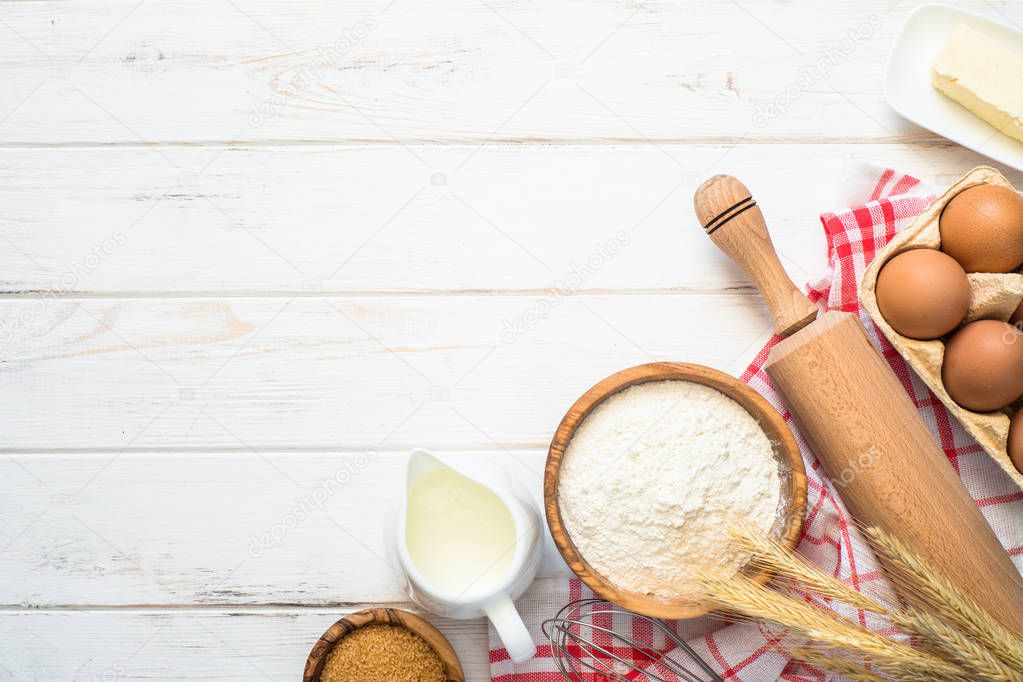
[558,380,781,598]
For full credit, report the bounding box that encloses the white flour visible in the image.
[558,380,781,598]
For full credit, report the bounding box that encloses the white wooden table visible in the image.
[2,1,1022,679]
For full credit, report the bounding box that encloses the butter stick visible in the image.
[932,23,1023,144]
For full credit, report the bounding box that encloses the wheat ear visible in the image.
[728,524,886,614]
[865,527,1023,672]
[699,573,969,679]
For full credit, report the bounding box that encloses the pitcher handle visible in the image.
[484,594,535,663]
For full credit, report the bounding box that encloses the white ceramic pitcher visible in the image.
[395,448,542,663]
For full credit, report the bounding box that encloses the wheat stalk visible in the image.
[865,527,1023,672]
[903,608,1023,681]
[790,648,889,681]
[699,573,968,679]
[729,524,887,614]
[733,539,1019,680]
[791,648,965,682]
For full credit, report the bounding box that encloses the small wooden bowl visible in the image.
[545,362,807,620]
[304,607,465,682]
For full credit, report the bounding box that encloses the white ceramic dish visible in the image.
[885,4,1023,172]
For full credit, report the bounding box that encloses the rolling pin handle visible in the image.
[693,174,818,336]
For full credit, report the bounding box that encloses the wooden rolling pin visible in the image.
[694,174,1023,635]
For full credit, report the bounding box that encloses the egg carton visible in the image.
[860,166,1023,492]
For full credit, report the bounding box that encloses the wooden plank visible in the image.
[2,0,1018,145]
[0,293,776,450]
[0,451,562,607]
[0,607,492,681]
[2,448,1018,610]
[1,143,1019,295]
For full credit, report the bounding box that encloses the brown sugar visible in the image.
[320,624,446,682]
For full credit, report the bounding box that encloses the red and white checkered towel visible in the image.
[489,162,1023,682]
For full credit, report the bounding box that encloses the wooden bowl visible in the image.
[545,362,807,620]
[304,607,465,682]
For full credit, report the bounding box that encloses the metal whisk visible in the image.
[542,599,724,682]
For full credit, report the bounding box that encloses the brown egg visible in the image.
[940,184,1023,272]
[1008,410,1023,475]
[942,320,1023,412]
[875,249,970,339]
